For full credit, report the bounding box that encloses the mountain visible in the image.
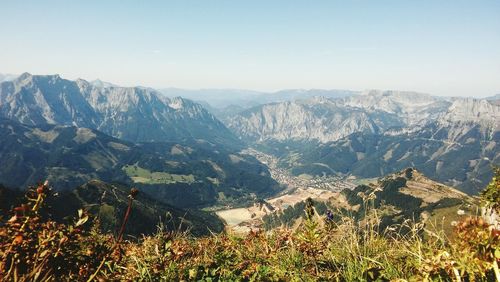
[227,91,457,143]
[0,118,279,208]
[440,97,500,127]
[228,90,500,143]
[275,123,498,194]
[259,89,357,104]
[0,117,128,190]
[89,79,118,88]
[0,73,238,146]
[227,91,499,194]
[341,90,451,126]
[341,168,476,234]
[226,97,403,143]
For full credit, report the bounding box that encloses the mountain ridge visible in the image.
[0,73,238,146]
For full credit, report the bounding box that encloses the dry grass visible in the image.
[1,173,499,281]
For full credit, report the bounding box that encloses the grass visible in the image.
[1,171,499,281]
[123,164,195,184]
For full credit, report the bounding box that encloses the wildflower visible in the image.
[8,215,17,223]
[36,180,49,194]
[129,188,139,199]
[13,235,23,244]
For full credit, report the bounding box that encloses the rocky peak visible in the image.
[16,73,62,85]
[345,90,444,114]
[441,98,500,128]
[168,96,188,110]
[16,72,33,82]
[90,79,117,88]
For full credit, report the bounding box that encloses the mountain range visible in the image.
[0,73,237,145]
[226,90,499,142]
[0,72,498,236]
[226,91,499,194]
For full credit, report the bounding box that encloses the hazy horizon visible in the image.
[2,71,500,99]
[1,1,499,97]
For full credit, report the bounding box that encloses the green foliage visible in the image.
[0,182,115,280]
[480,167,500,212]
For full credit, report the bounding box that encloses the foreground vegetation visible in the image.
[0,171,499,281]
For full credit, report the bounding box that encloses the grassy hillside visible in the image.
[0,170,498,280]
[0,118,280,209]
[123,164,195,184]
[263,169,477,234]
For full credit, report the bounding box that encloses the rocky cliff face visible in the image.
[227,91,499,144]
[0,73,99,127]
[440,98,499,127]
[227,97,404,143]
[0,73,237,145]
[342,90,451,126]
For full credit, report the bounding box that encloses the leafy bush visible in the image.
[481,167,500,212]
[0,182,114,280]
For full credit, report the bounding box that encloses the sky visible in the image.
[0,0,499,97]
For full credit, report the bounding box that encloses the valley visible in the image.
[241,147,356,194]
[217,148,356,233]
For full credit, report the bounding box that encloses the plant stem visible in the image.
[117,196,134,243]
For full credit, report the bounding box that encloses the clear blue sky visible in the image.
[1,0,499,97]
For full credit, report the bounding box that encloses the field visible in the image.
[122,164,195,184]
[216,208,253,226]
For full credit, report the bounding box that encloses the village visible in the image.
[216,148,357,233]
